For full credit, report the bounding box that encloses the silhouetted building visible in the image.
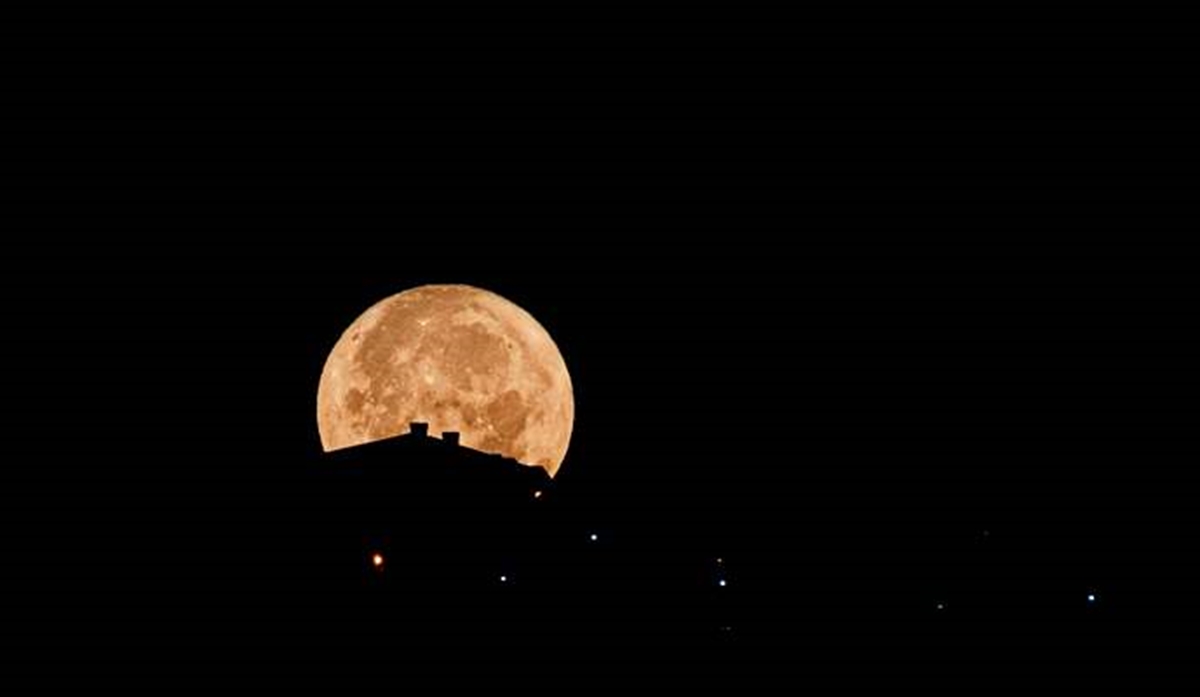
[325,422,549,490]
[319,423,553,576]
[306,422,726,650]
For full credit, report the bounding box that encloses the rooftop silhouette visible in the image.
[315,423,555,570]
[323,421,552,491]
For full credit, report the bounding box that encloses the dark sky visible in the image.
[6,3,1194,689]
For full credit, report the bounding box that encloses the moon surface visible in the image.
[317,285,574,476]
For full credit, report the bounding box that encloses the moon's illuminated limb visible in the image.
[317,284,574,476]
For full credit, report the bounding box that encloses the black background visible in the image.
[6,3,1195,690]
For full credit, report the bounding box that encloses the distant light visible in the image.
[718,579,727,587]
[371,552,384,569]
[1088,593,1097,603]
[936,602,946,611]
[716,558,724,565]
[533,490,543,499]
[500,575,508,583]
[589,533,598,542]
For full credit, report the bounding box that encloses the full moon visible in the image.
[317,285,574,476]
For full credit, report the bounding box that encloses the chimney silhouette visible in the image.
[442,431,460,447]
[409,423,429,438]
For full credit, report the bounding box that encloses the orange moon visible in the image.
[317,285,574,476]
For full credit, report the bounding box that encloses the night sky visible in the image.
[7,4,1194,690]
